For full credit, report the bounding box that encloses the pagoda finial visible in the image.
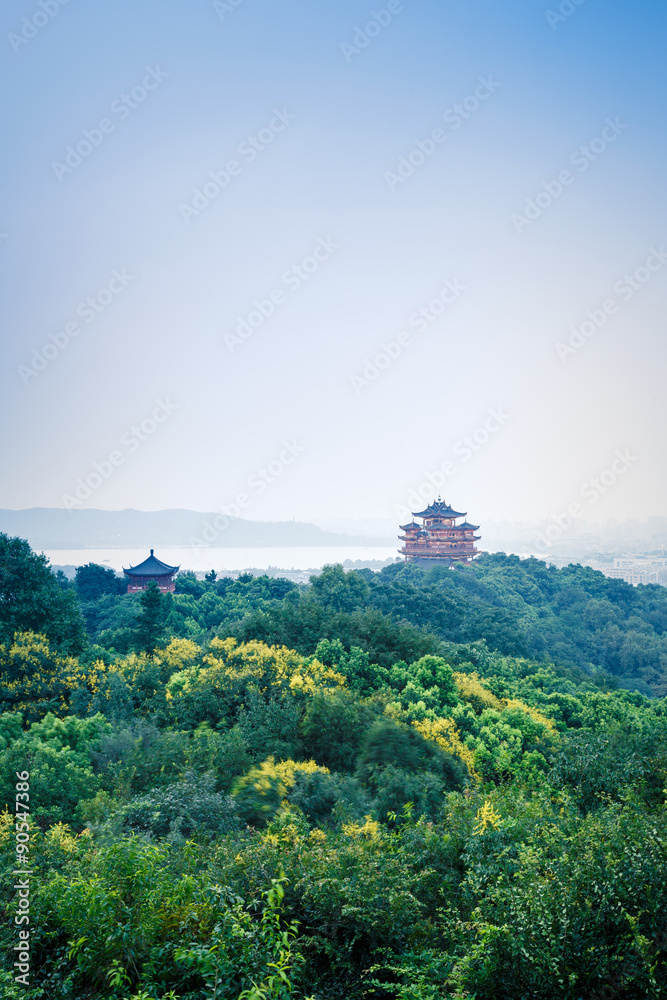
[150,549,154,556]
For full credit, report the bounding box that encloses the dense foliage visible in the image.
[1,542,667,998]
[0,534,86,655]
[71,555,667,697]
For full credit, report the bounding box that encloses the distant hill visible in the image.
[0,508,395,550]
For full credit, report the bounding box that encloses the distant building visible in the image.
[601,557,667,587]
[123,549,179,593]
[399,498,480,566]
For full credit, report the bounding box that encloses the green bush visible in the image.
[118,771,241,841]
[232,759,287,827]
[288,769,372,827]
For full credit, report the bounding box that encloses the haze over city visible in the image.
[2,0,666,529]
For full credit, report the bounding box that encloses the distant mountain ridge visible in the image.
[0,508,395,550]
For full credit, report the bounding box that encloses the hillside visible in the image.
[72,553,667,698]
[0,507,393,550]
[1,535,666,999]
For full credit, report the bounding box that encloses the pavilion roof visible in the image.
[123,549,180,576]
[399,522,420,531]
[411,499,466,519]
[458,521,480,531]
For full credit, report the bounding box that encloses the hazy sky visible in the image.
[2,0,666,528]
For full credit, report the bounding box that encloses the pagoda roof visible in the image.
[411,499,466,519]
[458,521,480,531]
[399,521,421,531]
[123,549,180,576]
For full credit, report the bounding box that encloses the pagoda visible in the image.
[399,498,480,566]
[123,549,180,593]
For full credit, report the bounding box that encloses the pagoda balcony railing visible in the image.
[400,545,478,555]
[402,544,476,552]
[400,548,478,556]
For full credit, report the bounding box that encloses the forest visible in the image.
[1,532,667,999]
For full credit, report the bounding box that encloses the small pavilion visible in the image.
[123,549,180,593]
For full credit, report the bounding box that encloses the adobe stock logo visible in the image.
[383,75,501,192]
[188,440,307,550]
[8,0,72,55]
[555,246,667,361]
[545,0,588,30]
[339,1,416,64]
[213,0,245,19]
[18,269,135,385]
[224,237,339,352]
[350,278,467,393]
[51,67,169,181]
[394,407,510,522]
[61,398,178,509]
[178,108,296,223]
[511,118,628,234]
[534,449,638,551]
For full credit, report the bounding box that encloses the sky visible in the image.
[2,0,666,530]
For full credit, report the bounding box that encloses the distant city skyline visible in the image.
[2,0,666,528]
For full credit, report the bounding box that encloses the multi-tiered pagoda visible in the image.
[399,498,480,566]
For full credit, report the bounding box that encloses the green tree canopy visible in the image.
[0,533,86,654]
[309,564,370,612]
[134,581,169,652]
[75,562,126,601]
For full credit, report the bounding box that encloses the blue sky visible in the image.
[1,0,666,527]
